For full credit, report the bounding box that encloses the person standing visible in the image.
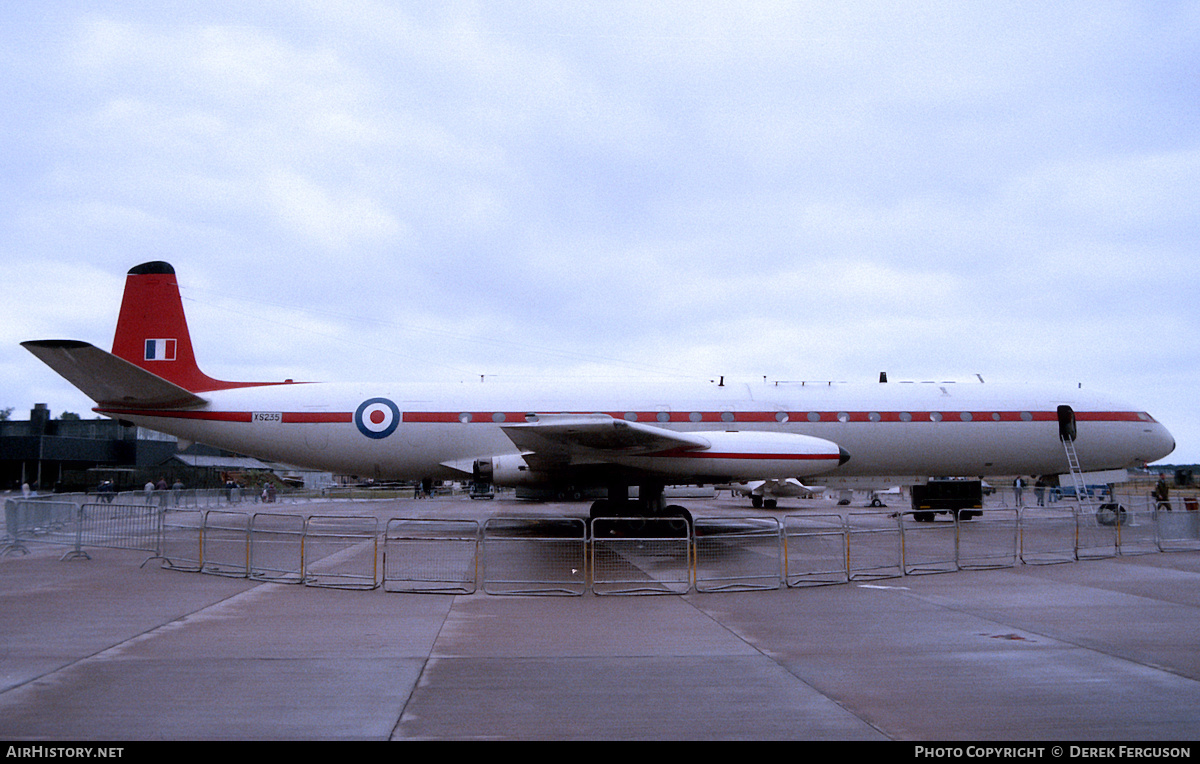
[1153,475,1171,510]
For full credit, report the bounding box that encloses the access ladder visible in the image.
[1061,437,1095,513]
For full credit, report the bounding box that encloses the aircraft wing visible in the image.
[499,414,710,468]
[22,340,208,410]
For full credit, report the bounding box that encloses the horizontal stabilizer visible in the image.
[22,340,208,410]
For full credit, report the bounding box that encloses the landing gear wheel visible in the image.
[589,500,611,520]
[663,505,693,535]
[1096,503,1127,526]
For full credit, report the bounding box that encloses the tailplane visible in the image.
[21,340,208,410]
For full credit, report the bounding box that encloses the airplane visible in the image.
[725,478,827,509]
[23,261,1177,524]
[725,478,911,510]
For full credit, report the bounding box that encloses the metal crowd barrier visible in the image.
[482,517,587,596]
[3,499,82,558]
[304,516,379,590]
[898,508,1020,575]
[202,510,251,577]
[384,518,479,594]
[250,512,306,583]
[1113,502,1159,556]
[1018,506,1079,564]
[592,517,692,595]
[78,503,161,560]
[693,517,781,592]
[81,486,390,509]
[1157,503,1200,553]
[957,507,1019,570]
[847,511,903,581]
[6,499,1199,595]
[783,514,849,587]
[899,510,960,576]
[159,509,203,571]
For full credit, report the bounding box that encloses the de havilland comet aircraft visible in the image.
[24,262,1176,522]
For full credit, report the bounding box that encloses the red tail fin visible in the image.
[111,262,275,393]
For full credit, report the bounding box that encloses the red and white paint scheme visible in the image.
[24,262,1176,512]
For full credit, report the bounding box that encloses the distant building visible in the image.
[0,404,314,492]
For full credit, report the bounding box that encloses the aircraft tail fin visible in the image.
[111,261,278,393]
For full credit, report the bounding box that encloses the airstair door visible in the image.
[1057,405,1093,512]
[1057,405,1077,443]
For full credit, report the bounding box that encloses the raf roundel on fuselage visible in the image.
[355,398,400,439]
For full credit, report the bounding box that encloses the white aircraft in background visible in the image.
[726,478,908,509]
[24,262,1176,523]
[726,478,827,509]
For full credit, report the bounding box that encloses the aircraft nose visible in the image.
[1148,422,1176,463]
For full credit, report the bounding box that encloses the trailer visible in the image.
[910,479,984,521]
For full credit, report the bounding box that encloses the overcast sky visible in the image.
[2,2,1196,464]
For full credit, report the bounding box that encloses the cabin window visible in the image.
[837,412,850,423]
[775,412,789,423]
[868,412,881,422]
[657,411,671,423]
[991,413,1001,421]
[458,412,472,423]
[689,412,703,422]
[492,412,506,423]
[960,412,973,421]
[624,412,638,421]
[899,412,913,422]
[930,412,943,422]
[807,412,821,422]
[1020,412,1033,422]
[721,411,735,423]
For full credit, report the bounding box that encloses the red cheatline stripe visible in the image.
[648,450,842,460]
[405,411,1147,424]
[283,412,353,423]
[1077,412,1146,422]
[94,409,254,422]
[94,409,352,423]
[95,409,1149,424]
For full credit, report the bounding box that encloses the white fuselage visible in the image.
[97,377,1176,486]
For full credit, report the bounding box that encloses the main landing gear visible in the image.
[588,481,694,534]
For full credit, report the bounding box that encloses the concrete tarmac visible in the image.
[2,494,1199,741]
